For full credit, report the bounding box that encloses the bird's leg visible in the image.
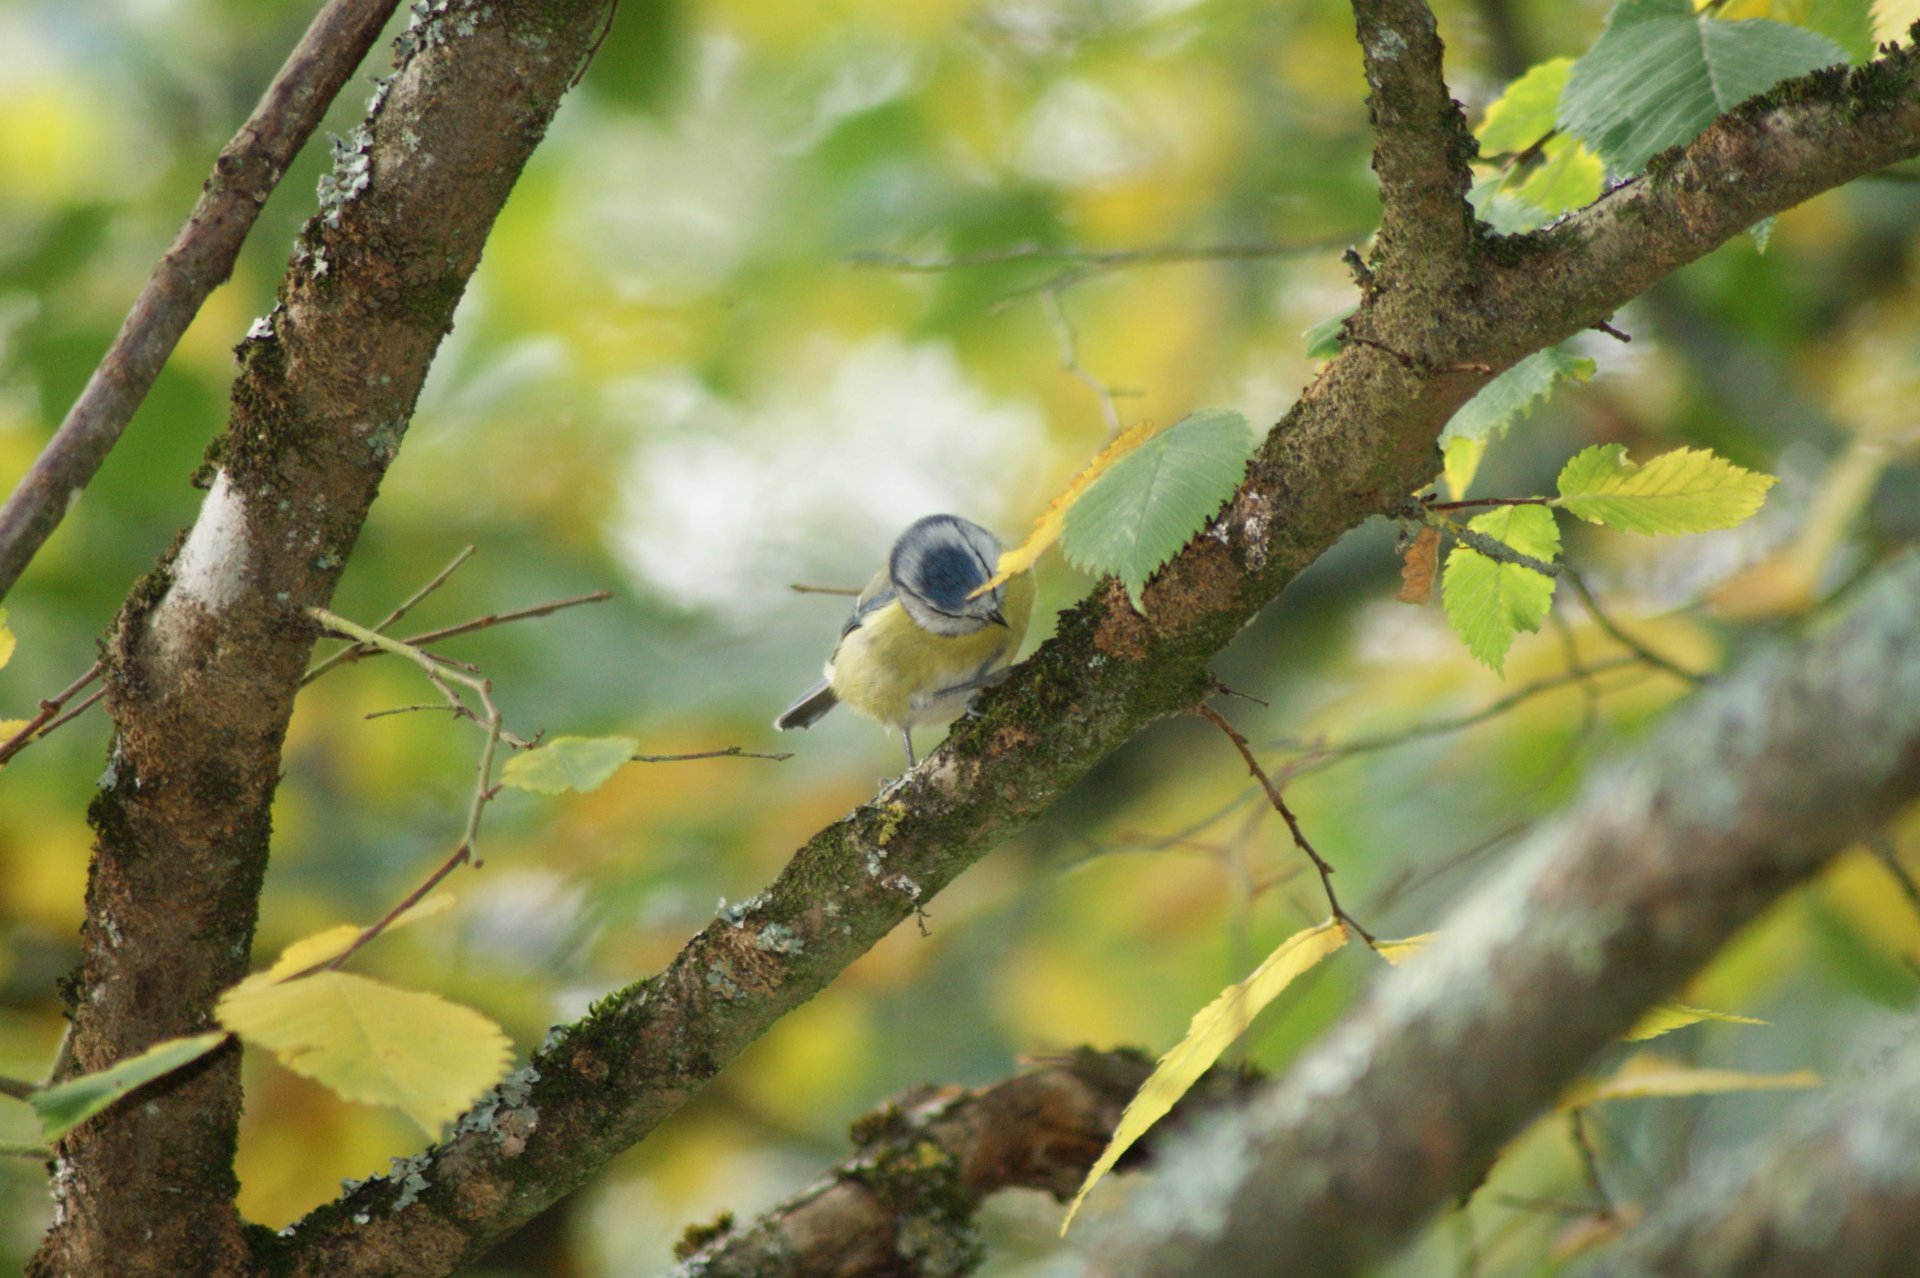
[900,727,917,770]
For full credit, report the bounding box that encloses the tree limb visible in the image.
[1576,1020,1920,1278]
[665,1048,1256,1278]
[263,40,1920,1278]
[29,3,608,1275]
[0,0,404,604]
[1069,547,1920,1278]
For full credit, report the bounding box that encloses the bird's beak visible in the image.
[987,608,1009,628]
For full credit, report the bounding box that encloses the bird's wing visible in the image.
[839,568,896,639]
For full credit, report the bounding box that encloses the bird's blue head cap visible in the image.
[888,514,1007,637]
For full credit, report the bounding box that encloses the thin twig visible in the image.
[1040,288,1126,436]
[1415,508,1562,579]
[1563,567,1705,685]
[850,237,1350,274]
[302,545,475,684]
[789,583,862,597]
[0,661,102,766]
[632,747,793,763]
[1868,834,1920,922]
[1593,320,1632,343]
[302,589,610,685]
[0,0,404,603]
[1423,496,1553,513]
[0,1075,36,1101]
[1196,702,1378,948]
[1567,1108,1617,1219]
[2,1142,51,1159]
[302,607,507,976]
[571,0,621,87]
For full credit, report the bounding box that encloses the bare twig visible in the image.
[1563,566,1705,685]
[1196,702,1377,948]
[1567,1109,1617,1219]
[1593,320,1632,343]
[851,237,1349,275]
[302,589,611,685]
[570,0,621,87]
[0,1075,36,1101]
[0,661,102,766]
[1868,834,1920,922]
[303,545,476,684]
[303,607,508,976]
[1414,508,1562,579]
[788,583,862,597]
[632,747,793,763]
[1040,289,1128,436]
[2,1141,52,1159]
[1423,496,1554,513]
[0,0,404,602]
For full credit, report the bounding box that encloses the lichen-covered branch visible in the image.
[28,3,607,1276]
[668,1048,1257,1278]
[1576,1021,1920,1278]
[0,0,404,604]
[259,36,1920,1278]
[1069,548,1920,1278]
[1350,0,1477,278]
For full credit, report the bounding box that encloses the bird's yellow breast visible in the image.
[828,572,1034,731]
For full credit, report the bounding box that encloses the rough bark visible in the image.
[30,3,607,1275]
[264,31,1920,1278]
[1578,1020,1920,1278]
[665,1048,1245,1278]
[1070,548,1920,1277]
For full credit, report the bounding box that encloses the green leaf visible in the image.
[1468,175,1551,235]
[1060,409,1259,611]
[1476,58,1575,153]
[1515,135,1607,216]
[1441,346,1597,446]
[1554,444,1777,534]
[218,971,511,1136]
[1560,0,1846,174]
[1443,437,1488,501]
[30,1032,228,1141]
[1442,505,1562,674]
[1303,307,1355,358]
[1061,920,1348,1233]
[501,734,641,794]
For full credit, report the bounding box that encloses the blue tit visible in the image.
[776,513,1035,769]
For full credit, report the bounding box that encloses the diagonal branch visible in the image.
[0,0,404,604]
[1351,0,1478,278]
[1072,548,1920,1278]
[263,40,1920,1278]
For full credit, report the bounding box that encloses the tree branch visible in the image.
[0,0,404,604]
[262,41,1920,1278]
[30,3,608,1275]
[1576,1020,1920,1278]
[666,1048,1245,1278]
[1070,548,1920,1278]
[1351,0,1477,277]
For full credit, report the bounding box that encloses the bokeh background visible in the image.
[3,0,1919,1272]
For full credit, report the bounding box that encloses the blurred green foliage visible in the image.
[2,0,1918,1273]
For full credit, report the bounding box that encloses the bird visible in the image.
[775,514,1034,770]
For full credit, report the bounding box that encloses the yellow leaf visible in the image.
[1560,1052,1818,1108]
[0,608,14,670]
[972,420,1167,598]
[218,970,511,1135]
[250,893,458,984]
[1443,437,1486,501]
[1396,527,1439,605]
[1060,919,1348,1232]
[1377,932,1440,965]
[1623,1001,1769,1042]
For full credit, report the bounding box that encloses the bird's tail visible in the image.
[775,680,838,731]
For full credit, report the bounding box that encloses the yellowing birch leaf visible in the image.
[972,420,1167,597]
[218,970,511,1136]
[1377,933,1441,965]
[1396,527,1440,605]
[0,608,14,670]
[1560,1052,1818,1108]
[1061,919,1348,1232]
[1874,0,1920,45]
[502,734,642,794]
[1624,1001,1769,1041]
[1555,444,1776,534]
